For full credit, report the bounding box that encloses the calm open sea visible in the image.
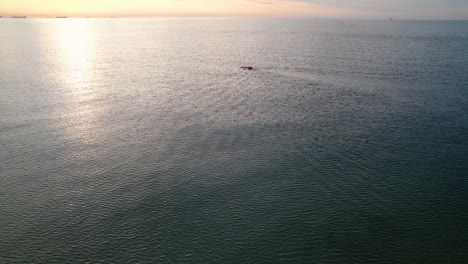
[0,18,467,263]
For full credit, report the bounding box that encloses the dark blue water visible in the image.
[1,18,467,263]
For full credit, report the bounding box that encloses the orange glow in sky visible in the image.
[1,0,467,19]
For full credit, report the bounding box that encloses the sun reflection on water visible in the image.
[56,20,94,94]
[52,19,106,163]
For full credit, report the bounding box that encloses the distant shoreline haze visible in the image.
[1,0,468,20]
[0,14,467,20]
[1,16,468,21]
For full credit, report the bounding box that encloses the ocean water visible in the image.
[0,18,467,263]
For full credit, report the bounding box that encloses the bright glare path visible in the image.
[51,19,106,161]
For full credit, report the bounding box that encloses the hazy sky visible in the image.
[1,0,467,19]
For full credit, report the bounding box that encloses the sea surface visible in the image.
[0,18,467,263]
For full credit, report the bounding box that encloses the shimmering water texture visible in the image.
[1,19,467,263]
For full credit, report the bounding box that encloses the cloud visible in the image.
[241,0,468,19]
[270,0,468,11]
[248,0,273,4]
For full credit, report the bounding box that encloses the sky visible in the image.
[0,0,467,19]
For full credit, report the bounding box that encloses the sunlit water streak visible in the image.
[0,18,467,264]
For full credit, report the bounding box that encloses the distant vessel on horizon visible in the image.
[56,16,67,18]
[12,16,27,18]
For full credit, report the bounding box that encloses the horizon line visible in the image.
[1,15,468,21]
